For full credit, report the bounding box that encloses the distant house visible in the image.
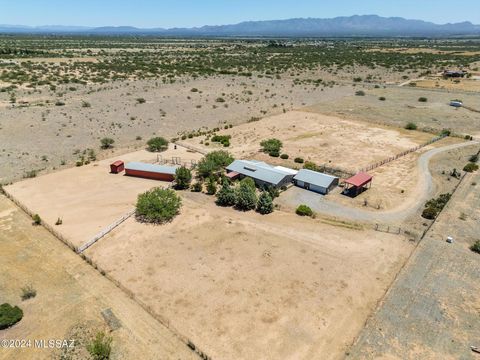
[293,169,339,195]
[443,70,467,78]
[226,160,296,188]
[125,162,178,181]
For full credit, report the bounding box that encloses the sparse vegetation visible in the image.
[20,285,37,301]
[87,332,112,360]
[260,138,283,157]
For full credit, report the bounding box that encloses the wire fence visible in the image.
[358,135,447,173]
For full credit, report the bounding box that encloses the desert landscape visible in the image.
[1,24,480,360]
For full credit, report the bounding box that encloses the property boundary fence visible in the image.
[77,209,136,253]
[374,223,402,235]
[358,135,447,173]
[175,141,209,155]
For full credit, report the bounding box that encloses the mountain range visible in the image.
[1,15,479,37]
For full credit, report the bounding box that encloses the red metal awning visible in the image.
[226,171,240,179]
[345,172,373,188]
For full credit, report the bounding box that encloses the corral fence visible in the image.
[318,164,355,179]
[358,135,447,173]
[174,141,209,155]
[374,223,402,235]
[156,154,198,169]
[77,209,136,254]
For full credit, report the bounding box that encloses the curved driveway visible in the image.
[278,141,479,224]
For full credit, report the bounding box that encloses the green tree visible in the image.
[136,188,182,224]
[260,138,283,157]
[0,303,23,330]
[216,180,236,206]
[241,177,256,190]
[87,332,112,360]
[100,137,115,149]
[206,177,218,195]
[235,181,257,211]
[256,191,274,215]
[175,166,192,190]
[296,205,314,217]
[147,137,169,152]
[405,122,417,130]
[303,161,318,171]
[197,151,234,178]
[471,240,480,254]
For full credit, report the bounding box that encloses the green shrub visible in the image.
[216,180,236,206]
[378,96,386,101]
[296,205,314,217]
[405,122,417,130]
[87,332,112,360]
[422,193,451,220]
[294,157,304,164]
[418,97,428,102]
[464,163,479,173]
[235,181,257,211]
[211,134,231,147]
[355,90,365,96]
[0,303,23,330]
[191,182,203,192]
[136,97,146,104]
[136,188,182,224]
[100,137,115,149]
[471,240,480,254]
[280,154,289,159]
[21,285,36,301]
[147,137,169,152]
[256,191,274,215]
[197,151,234,178]
[206,177,217,195]
[440,129,451,137]
[421,206,437,220]
[32,214,41,225]
[241,177,256,190]
[260,138,283,157]
[303,161,318,171]
[469,154,479,163]
[175,167,192,190]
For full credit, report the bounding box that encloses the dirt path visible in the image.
[278,140,479,224]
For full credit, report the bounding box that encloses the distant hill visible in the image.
[1,15,480,37]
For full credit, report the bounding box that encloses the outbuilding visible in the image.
[110,160,124,174]
[343,172,373,197]
[226,160,295,188]
[293,169,339,195]
[125,162,178,182]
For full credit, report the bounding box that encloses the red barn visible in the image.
[125,162,177,182]
[110,160,125,174]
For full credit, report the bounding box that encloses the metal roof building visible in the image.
[293,169,339,195]
[125,162,178,181]
[226,160,295,188]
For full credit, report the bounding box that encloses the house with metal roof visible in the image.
[226,160,295,188]
[293,169,339,195]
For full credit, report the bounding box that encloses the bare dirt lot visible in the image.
[4,144,203,250]
[85,191,413,360]
[0,195,196,360]
[349,171,480,360]
[414,77,480,92]
[183,110,434,173]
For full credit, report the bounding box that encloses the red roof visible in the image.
[345,172,373,188]
[226,171,240,179]
[111,160,124,166]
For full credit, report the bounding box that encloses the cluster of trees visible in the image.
[260,138,283,157]
[216,178,274,214]
[421,193,451,220]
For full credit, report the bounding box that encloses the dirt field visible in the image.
[305,86,480,136]
[414,78,480,92]
[183,110,434,173]
[84,191,413,360]
[0,195,196,360]
[349,171,480,360]
[3,144,203,249]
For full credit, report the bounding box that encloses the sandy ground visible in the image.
[183,110,434,173]
[4,144,203,249]
[414,78,480,92]
[0,195,197,360]
[85,191,413,360]
[349,170,480,360]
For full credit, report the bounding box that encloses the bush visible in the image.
[191,182,203,192]
[21,285,36,301]
[147,137,169,152]
[197,151,234,178]
[136,188,182,224]
[471,240,480,254]
[87,332,112,360]
[235,181,257,211]
[136,97,146,104]
[280,154,289,159]
[464,163,479,173]
[206,177,217,195]
[296,205,314,217]
[378,96,386,101]
[303,161,318,171]
[211,134,231,147]
[440,129,451,137]
[100,137,115,149]
[216,180,236,206]
[256,192,274,215]
[0,303,23,330]
[260,139,283,157]
[422,193,451,220]
[32,214,41,226]
[241,177,256,190]
[355,90,365,96]
[405,122,417,130]
[469,154,479,163]
[418,97,428,102]
[294,157,304,164]
[175,167,192,190]
[421,207,437,220]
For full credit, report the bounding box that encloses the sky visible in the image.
[1,0,479,28]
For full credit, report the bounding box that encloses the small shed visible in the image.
[293,169,339,195]
[344,172,373,197]
[125,162,178,182]
[110,160,125,174]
